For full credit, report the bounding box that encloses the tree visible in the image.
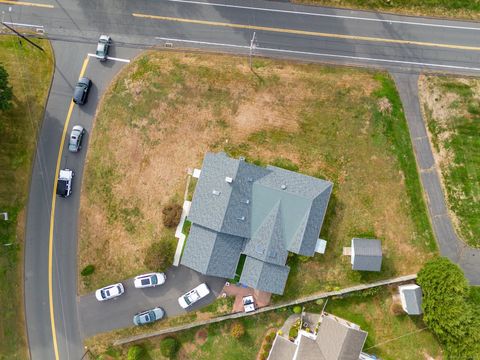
[417,257,480,359]
[127,344,146,360]
[160,337,179,358]
[0,65,13,111]
[143,235,176,272]
[162,203,182,228]
[230,321,245,339]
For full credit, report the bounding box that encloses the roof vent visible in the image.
[281,184,287,190]
[212,190,221,196]
[247,177,253,182]
[236,216,245,221]
[241,199,250,204]
[225,176,233,183]
[239,156,246,161]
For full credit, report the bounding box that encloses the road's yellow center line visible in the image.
[0,0,53,8]
[49,56,89,360]
[132,12,480,52]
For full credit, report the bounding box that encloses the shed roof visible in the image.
[351,238,382,272]
[399,284,423,315]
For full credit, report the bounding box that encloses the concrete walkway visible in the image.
[392,72,480,284]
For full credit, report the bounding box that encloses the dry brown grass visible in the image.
[79,51,434,297]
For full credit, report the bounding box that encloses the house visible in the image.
[398,284,423,315]
[268,313,374,360]
[181,152,333,295]
[348,238,382,272]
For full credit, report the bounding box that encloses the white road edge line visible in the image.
[87,53,131,63]
[2,21,44,28]
[155,37,480,72]
[165,0,480,31]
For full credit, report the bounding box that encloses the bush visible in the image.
[262,350,270,359]
[263,342,272,352]
[417,257,480,359]
[315,299,324,306]
[292,305,302,314]
[127,345,146,360]
[143,235,176,272]
[160,337,179,358]
[162,203,182,228]
[230,321,245,339]
[80,264,95,276]
[265,332,275,342]
[289,326,298,339]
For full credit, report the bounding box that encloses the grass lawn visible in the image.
[79,51,435,299]
[419,75,480,247]
[89,310,289,359]
[294,0,480,21]
[311,286,443,360]
[0,36,53,359]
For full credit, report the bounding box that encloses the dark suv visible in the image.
[73,77,91,105]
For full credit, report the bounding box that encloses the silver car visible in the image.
[96,35,111,61]
[133,307,165,325]
[68,125,85,152]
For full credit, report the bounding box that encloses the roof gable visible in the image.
[239,256,290,295]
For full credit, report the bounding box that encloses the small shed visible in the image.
[398,284,423,315]
[351,238,382,272]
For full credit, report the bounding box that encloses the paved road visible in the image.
[393,72,480,285]
[79,266,226,337]
[9,0,480,359]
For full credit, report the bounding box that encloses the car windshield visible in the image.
[102,289,109,298]
[141,279,150,285]
[151,276,158,285]
[143,314,150,322]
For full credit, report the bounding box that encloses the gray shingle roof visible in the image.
[316,316,368,360]
[351,238,382,272]
[400,285,423,315]
[180,224,244,278]
[268,336,297,360]
[182,152,333,295]
[239,256,290,295]
[295,335,325,360]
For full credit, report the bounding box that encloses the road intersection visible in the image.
[2,0,478,358]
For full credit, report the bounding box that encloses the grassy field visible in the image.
[79,51,435,299]
[419,75,480,247]
[294,0,480,21]
[90,286,443,359]
[0,36,54,359]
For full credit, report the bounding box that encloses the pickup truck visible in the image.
[57,169,74,197]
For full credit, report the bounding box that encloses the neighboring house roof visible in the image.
[180,224,245,279]
[351,238,382,272]
[268,335,298,360]
[399,284,423,315]
[316,316,368,360]
[182,152,333,295]
[268,313,368,360]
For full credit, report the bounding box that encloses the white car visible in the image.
[134,273,166,289]
[178,283,210,309]
[95,283,124,301]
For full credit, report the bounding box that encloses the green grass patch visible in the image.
[294,0,480,21]
[420,76,480,247]
[0,36,54,359]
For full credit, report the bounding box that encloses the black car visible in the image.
[73,77,91,105]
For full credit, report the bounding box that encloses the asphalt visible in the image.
[78,266,226,337]
[393,72,480,285]
[10,0,480,359]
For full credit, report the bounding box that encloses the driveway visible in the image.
[392,72,480,284]
[78,266,226,337]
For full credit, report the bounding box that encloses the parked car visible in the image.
[178,283,210,309]
[68,125,86,152]
[56,168,74,197]
[73,77,91,105]
[96,35,111,61]
[133,307,165,326]
[134,273,166,289]
[95,283,124,301]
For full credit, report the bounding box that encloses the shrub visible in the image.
[80,264,95,276]
[262,350,270,359]
[127,345,146,360]
[144,235,176,272]
[230,321,245,339]
[289,325,298,339]
[417,257,480,359]
[315,299,324,306]
[292,305,302,314]
[160,337,179,358]
[263,342,272,352]
[265,332,275,342]
[162,203,182,228]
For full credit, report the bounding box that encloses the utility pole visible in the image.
[249,31,256,71]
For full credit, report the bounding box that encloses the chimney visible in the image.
[225,176,233,183]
